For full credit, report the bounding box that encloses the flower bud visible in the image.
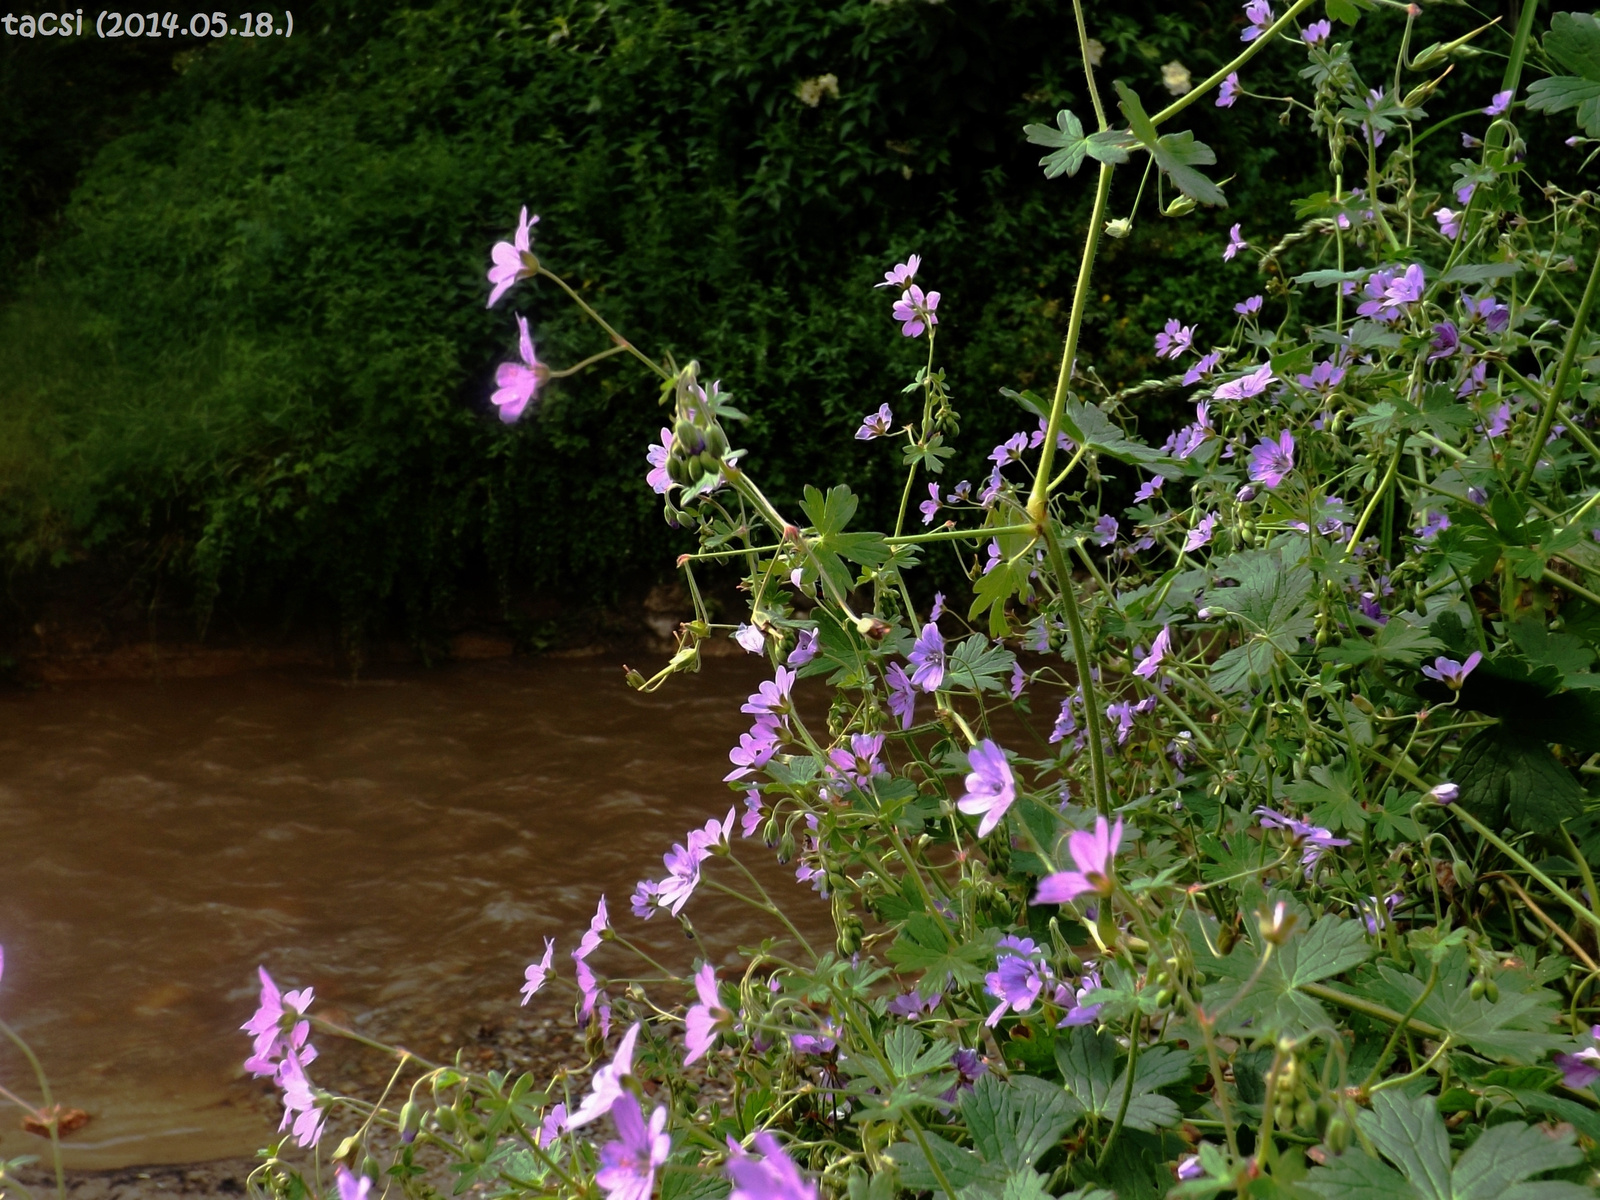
[1163,195,1197,218]
[1236,484,1257,502]
[1259,901,1298,946]
[1325,1113,1351,1154]
[1452,859,1474,891]
[1104,217,1134,239]
[1429,781,1459,805]
[399,1100,422,1144]
[854,615,892,641]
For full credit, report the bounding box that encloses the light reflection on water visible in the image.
[0,657,827,1167]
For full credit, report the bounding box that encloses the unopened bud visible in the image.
[1259,900,1298,945]
[1236,484,1257,502]
[854,615,892,641]
[1104,217,1134,239]
[399,1100,422,1144]
[1429,781,1459,805]
[1163,195,1197,218]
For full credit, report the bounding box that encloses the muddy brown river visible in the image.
[0,656,827,1168]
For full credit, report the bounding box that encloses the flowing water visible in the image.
[0,656,827,1168]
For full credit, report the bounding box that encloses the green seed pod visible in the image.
[705,424,729,457]
[1452,859,1474,891]
[1470,978,1486,1000]
[667,452,694,486]
[361,1157,381,1185]
[777,831,796,865]
[836,914,864,957]
[696,450,721,476]
[1484,978,1499,1003]
[434,1105,458,1134]
[1326,1114,1351,1154]
[1296,1100,1318,1130]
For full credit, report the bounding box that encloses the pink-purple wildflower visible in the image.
[491,314,544,424]
[908,623,946,692]
[486,206,539,307]
[885,663,917,729]
[1184,350,1224,385]
[1183,511,1218,552]
[892,285,940,338]
[570,1022,641,1127]
[1484,89,1513,117]
[521,938,556,1005]
[1217,72,1241,107]
[984,936,1047,1025]
[1035,816,1124,904]
[726,1132,819,1200]
[855,403,894,440]
[1135,627,1172,679]
[1234,295,1263,316]
[1154,319,1195,360]
[1223,224,1247,261]
[1248,430,1296,489]
[597,1094,671,1200]
[957,739,1016,837]
[1241,0,1272,40]
[685,963,732,1065]
[876,255,921,290]
[1215,362,1274,400]
[1302,18,1330,43]
[646,429,673,494]
[1421,651,1482,689]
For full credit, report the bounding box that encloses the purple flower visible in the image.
[740,789,765,839]
[1093,515,1119,546]
[1183,512,1218,553]
[1049,698,1078,745]
[1155,319,1195,359]
[1105,700,1136,744]
[492,314,544,424]
[1056,967,1104,1027]
[1463,364,1493,401]
[276,1047,326,1148]
[950,1048,988,1093]
[646,428,673,494]
[742,668,796,716]
[1236,484,1257,502]
[920,482,942,525]
[1429,321,1459,362]
[685,962,732,1065]
[892,285,940,338]
[946,480,973,503]
[1184,350,1223,386]
[1010,663,1026,700]
[931,592,946,620]
[538,1104,569,1149]
[1429,781,1459,805]
[1248,430,1296,489]
[1434,207,1461,239]
[1133,477,1164,504]
[570,1023,641,1127]
[597,1094,671,1200]
[908,623,946,692]
[1255,808,1351,876]
[657,841,708,916]
[1462,132,1483,149]
[242,967,316,1080]
[1234,295,1263,316]
[990,432,1030,466]
[790,1019,839,1056]
[486,206,540,307]
[576,897,610,962]
[1296,360,1345,392]
[1421,651,1482,689]
[1381,263,1426,311]
[727,1132,819,1200]
[888,986,943,1018]
[521,938,556,1005]
[876,255,921,290]
[1177,1154,1204,1182]
[788,629,818,666]
[1029,418,1074,451]
[886,663,917,729]
[630,879,660,919]
[726,716,782,782]
[1556,1049,1600,1090]
[1484,89,1513,117]
[335,1166,372,1200]
[1216,362,1274,400]
[957,739,1017,837]
[1457,182,1477,206]
[1035,816,1124,903]
[855,403,894,441]
[1467,486,1487,505]
[1223,223,1247,261]
[1414,510,1450,540]
[1467,295,1510,332]
[1241,0,1273,41]
[827,733,887,791]
[734,624,766,654]
[1217,72,1241,107]
[1302,18,1330,43]
[1356,270,1400,322]
[1135,626,1171,679]
[985,947,1046,1026]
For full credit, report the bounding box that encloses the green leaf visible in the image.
[1203,550,1316,693]
[1024,109,1090,179]
[1451,725,1584,833]
[946,634,1018,694]
[960,1074,1081,1172]
[1524,76,1600,136]
[1438,262,1522,286]
[1325,0,1366,24]
[1309,1090,1589,1200]
[888,1132,997,1192]
[1544,11,1600,82]
[887,919,996,985]
[969,557,1033,638]
[1356,954,1566,1063]
[1112,80,1159,145]
[1506,620,1596,677]
[1205,916,1371,1037]
[1057,400,1165,465]
[1284,760,1365,833]
[1054,1029,1191,1132]
[1152,130,1227,208]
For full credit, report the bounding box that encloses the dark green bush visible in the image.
[0,0,1523,639]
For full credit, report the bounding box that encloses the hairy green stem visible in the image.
[1521,242,1600,486]
[1042,525,1110,814]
